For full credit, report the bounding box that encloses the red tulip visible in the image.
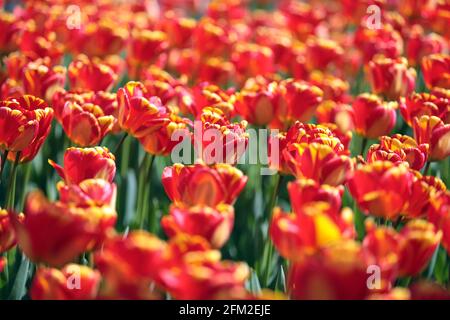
[31,264,101,300]
[162,204,234,249]
[162,163,247,207]
[68,55,118,92]
[117,81,170,139]
[421,53,450,89]
[398,220,442,277]
[49,147,116,185]
[413,115,450,161]
[352,93,397,139]
[11,191,116,267]
[1,95,54,163]
[288,240,371,300]
[348,161,413,220]
[270,204,355,261]
[367,55,416,100]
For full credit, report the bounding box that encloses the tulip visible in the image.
[351,93,397,139]
[194,18,230,57]
[162,204,234,249]
[19,26,63,62]
[400,92,448,127]
[52,90,119,132]
[190,82,235,117]
[413,115,450,161]
[366,134,428,170]
[22,59,66,101]
[198,57,235,87]
[0,12,19,53]
[427,192,450,255]
[231,42,274,80]
[403,172,446,218]
[362,220,400,292]
[11,191,116,267]
[309,71,350,102]
[68,55,118,92]
[288,240,370,299]
[235,78,278,126]
[287,178,343,214]
[1,95,54,163]
[421,53,450,89]
[141,66,178,105]
[60,101,114,147]
[57,179,117,209]
[275,79,323,129]
[398,219,442,277]
[406,25,447,66]
[138,113,191,156]
[283,142,353,186]
[160,250,249,300]
[305,36,344,71]
[0,99,39,153]
[161,12,196,48]
[196,107,249,165]
[94,231,166,299]
[31,264,101,300]
[70,18,127,57]
[283,122,348,155]
[348,161,413,220]
[354,24,403,63]
[117,81,170,139]
[162,163,247,207]
[409,281,450,300]
[430,87,450,123]
[270,204,354,261]
[281,1,324,41]
[367,55,416,101]
[49,147,116,185]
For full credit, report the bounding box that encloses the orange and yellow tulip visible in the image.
[162,163,247,207]
[1,95,54,163]
[398,219,442,277]
[352,93,397,139]
[413,115,450,161]
[68,55,118,92]
[283,142,353,186]
[421,53,450,89]
[367,55,416,101]
[162,203,234,249]
[11,191,116,267]
[59,101,114,147]
[348,161,413,220]
[270,204,354,261]
[117,81,170,139]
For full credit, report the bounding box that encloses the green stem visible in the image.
[19,162,32,210]
[423,161,431,176]
[360,137,368,157]
[120,134,131,179]
[261,173,282,287]
[114,132,128,155]
[5,153,20,210]
[135,153,154,229]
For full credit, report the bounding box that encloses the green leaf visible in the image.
[8,252,31,300]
